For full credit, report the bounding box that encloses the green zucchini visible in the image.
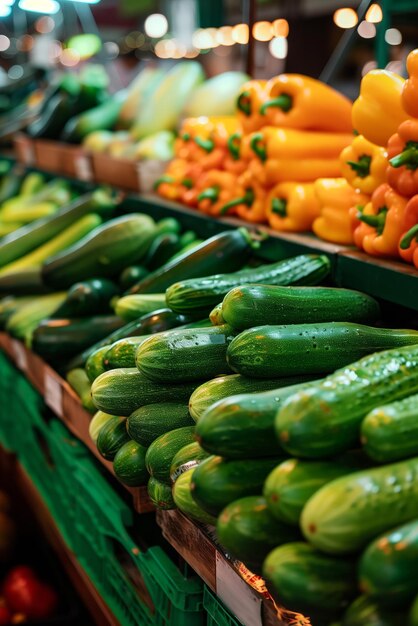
[221,284,380,330]
[190,455,283,516]
[42,213,157,288]
[52,278,119,318]
[128,228,257,295]
[143,232,180,270]
[343,595,408,626]
[209,303,225,326]
[104,335,152,370]
[301,457,418,554]
[85,345,110,383]
[96,416,129,460]
[188,373,307,422]
[173,468,216,525]
[145,426,196,483]
[178,230,197,248]
[410,594,418,626]
[166,254,331,314]
[114,294,167,322]
[276,343,418,459]
[0,295,32,329]
[89,410,118,443]
[136,324,236,383]
[228,323,418,379]
[361,393,418,463]
[127,403,193,448]
[359,520,418,607]
[66,368,96,413]
[262,542,357,618]
[147,476,175,510]
[217,496,300,573]
[91,368,200,417]
[168,239,203,260]
[113,440,148,487]
[0,267,51,295]
[155,217,181,235]
[61,93,125,142]
[6,292,66,342]
[170,441,210,483]
[119,265,149,290]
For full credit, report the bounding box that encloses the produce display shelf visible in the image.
[0,333,154,515]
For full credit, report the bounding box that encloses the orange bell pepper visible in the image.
[236,80,268,134]
[398,194,418,265]
[249,157,342,187]
[387,120,418,197]
[219,170,267,223]
[259,74,352,132]
[196,171,239,216]
[354,183,407,258]
[402,49,418,118]
[339,135,388,195]
[250,128,352,162]
[266,182,321,232]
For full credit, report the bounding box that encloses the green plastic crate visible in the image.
[203,587,243,626]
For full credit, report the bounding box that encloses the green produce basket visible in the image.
[203,587,243,626]
[0,351,26,451]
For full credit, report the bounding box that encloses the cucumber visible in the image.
[263,458,358,526]
[173,468,216,525]
[127,403,194,448]
[114,294,167,322]
[361,393,418,463]
[66,367,96,413]
[145,426,196,483]
[92,368,200,416]
[119,265,148,290]
[147,477,175,510]
[166,254,331,314]
[262,542,357,617]
[170,441,210,483]
[190,455,283,516]
[359,520,418,607]
[104,335,152,369]
[343,596,408,626]
[96,416,129,460]
[85,345,109,383]
[196,381,314,459]
[136,325,236,383]
[113,440,148,487]
[128,228,257,295]
[209,303,225,326]
[53,278,119,318]
[228,323,418,379]
[156,217,181,235]
[276,344,418,459]
[301,457,418,554]
[61,93,125,142]
[42,213,157,288]
[221,284,380,330]
[89,410,118,443]
[188,373,307,422]
[217,496,300,573]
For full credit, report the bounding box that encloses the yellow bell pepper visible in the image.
[249,157,342,187]
[340,135,388,195]
[351,70,409,147]
[266,182,321,232]
[250,128,353,161]
[402,49,418,117]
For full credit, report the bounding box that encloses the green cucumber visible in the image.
[263,458,358,526]
[209,303,225,326]
[301,457,418,554]
[136,324,236,383]
[114,294,167,322]
[145,426,196,483]
[361,393,418,463]
[170,441,210,483]
[85,345,110,383]
[359,520,418,607]
[166,254,331,314]
[119,265,149,290]
[61,93,125,142]
[196,381,314,459]
[221,284,380,330]
[173,468,216,525]
[104,335,152,369]
[96,416,129,460]
[227,323,418,379]
[91,368,200,417]
[147,477,175,510]
[127,403,193,448]
[53,278,119,318]
[113,440,148,487]
[217,496,300,573]
[262,542,357,617]
[66,367,96,413]
[156,217,181,235]
[343,596,408,626]
[190,455,283,517]
[89,411,118,443]
[189,373,307,422]
[276,343,418,459]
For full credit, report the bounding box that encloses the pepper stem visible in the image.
[250,133,267,162]
[153,175,174,191]
[390,146,418,170]
[260,93,293,115]
[271,197,287,217]
[228,133,241,160]
[358,207,388,235]
[194,137,215,153]
[346,154,372,178]
[182,132,191,141]
[237,91,251,116]
[220,188,255,215]
[400,224,418,249]
[197,186,219,203]
[182,178,193,189]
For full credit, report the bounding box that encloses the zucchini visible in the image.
[147,476,175,510]
[52,278,119,318]
[217,496,300,573]
[155,217,181,235]
[85,345,110,383]
[119,265,148,290]
[6,292,66,342]
[190,455,282,516]
[173,468,216,525]
[410,595,418,626]
[301,457,418,554]
[276,343,418,459]
[114,294,167,322]
[343,595,408,626]
[361,393,418,463]
[0,267,51,295]
[128,228,257,294]
[136,324,236,383]
[61,93,125,142]
[145,426,196,483]
[0,202,57,224]
[359,520,418,607]
[91,368,200,416]
[170,441,210,483]
[222,284,381,330]
[42,213,157,288]
[104,335,152,370]
[66,368,96,413]
[89,411,118,443]
[228,323,418,379]
[113,440,148,487]
[143,232,180,270]
[188,373,306,422]
[0,295,32,329]
[262,542,357,618]
[209,303,225,326]
[127,403,194,448]
[166,254,331,314]
[96,416,129,460]
[196,381,315,459]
